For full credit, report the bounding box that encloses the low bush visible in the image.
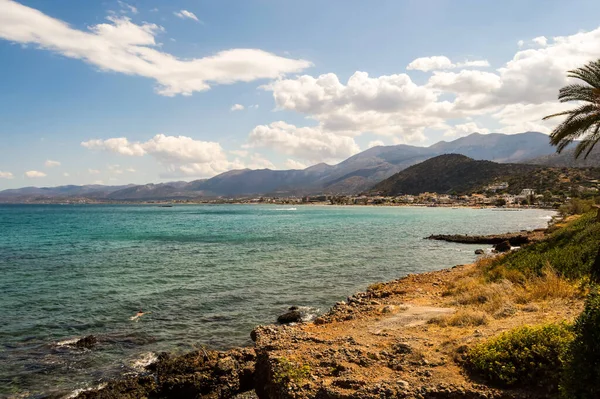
[558,198,596,217]
[272,357,311,385]
[464,323,573,392]
[490,211,600,279]
[560,293,600,399]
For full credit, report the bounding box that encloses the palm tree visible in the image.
[543,59,600,159]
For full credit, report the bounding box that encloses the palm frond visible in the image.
[567,60,600,89]
[543,104,598,121]
[557,84,597,103]
[574,123,600,159]
[549,113,600,153]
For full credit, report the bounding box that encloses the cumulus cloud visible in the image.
[0,0,312,96]
[285,159,307,169]
[367,140,385,148]
[230,104,245,111]
[246,153,276,170]
[174,10,200,22]
[126,167,136,172]
[263,26,600,144]
[246,121,360,163]
[443,122,490,138]
[517,40,525,48]
[25,170,46,178]
[532,36,548,47]
[45,159,61,167]
[407,56,490,72]
[0,171,14,179]
[82,134,243,178]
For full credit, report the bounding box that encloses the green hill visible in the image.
[371,154,600,196]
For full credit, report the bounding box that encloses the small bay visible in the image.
[0,204,554,397]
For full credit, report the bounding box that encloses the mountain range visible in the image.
[0,131,594,202]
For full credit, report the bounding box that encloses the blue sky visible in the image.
[1,0,600,189]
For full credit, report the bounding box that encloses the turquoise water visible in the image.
[0,204,554,397]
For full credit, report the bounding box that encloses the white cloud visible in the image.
[45,159,60,168]
[263,26,600,145]
[63,172,70,177]
[517,40,525,48]
[0,171,14,179]
[443,122,490,138]
[82,134,243,178]
[126,167,136,172]
[285,159,307,169]
[82,138,145,156]
[92,180,104,185]
[246,121,361,163]
[492,102,569,134]
[230,104,245,111]
[25,170,46,178]
[367,140,385,148]
[117,1,138,14]
[247,153,276,170]
[229,150,249,157]
[0,0,312,96]
[249,104,259,109]
[407,56,490,72]
[532,36,548,47]
[174,10,200,23]
[150,8,158,13]
[267,71,439,141]
[88,169,101,174]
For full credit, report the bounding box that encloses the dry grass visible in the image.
[429,310,488,327]
[439,259,582,326]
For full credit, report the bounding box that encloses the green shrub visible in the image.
[559,198,596,217]
[272,357,311,385]
[560,293,600,399]
[490,211,600,279]
[464,323,573,392]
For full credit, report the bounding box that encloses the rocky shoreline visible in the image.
[73,224,580,399]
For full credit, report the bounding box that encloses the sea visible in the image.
[0,204,555,398]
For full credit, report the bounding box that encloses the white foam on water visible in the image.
[63,383,107,399]
[274,207,297,211]
[131,352,158,371]
[55,338,79,347]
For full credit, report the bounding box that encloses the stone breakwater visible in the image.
[425,229,547,246]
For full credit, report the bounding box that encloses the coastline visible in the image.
[72,220,578,399]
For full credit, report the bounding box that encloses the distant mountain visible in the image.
[1,132,586,202]
[372,154,600,196]
[0,184,135,201]
[527,146,600,168]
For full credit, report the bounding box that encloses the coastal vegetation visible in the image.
[465,323,573,392]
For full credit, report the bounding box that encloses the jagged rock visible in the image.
[74,335,97,349]
[494,240,512,253]
[277,309,303,324]
[474,249,484,255]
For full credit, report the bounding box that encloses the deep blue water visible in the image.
[0,204,554,397]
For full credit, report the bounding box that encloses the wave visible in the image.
[55,337,80,347]
[274,207,297,211]
[64,383,107,399]
[130,352,157,371]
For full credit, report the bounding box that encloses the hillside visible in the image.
[371,154,600,196]
[0,132,588,201]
